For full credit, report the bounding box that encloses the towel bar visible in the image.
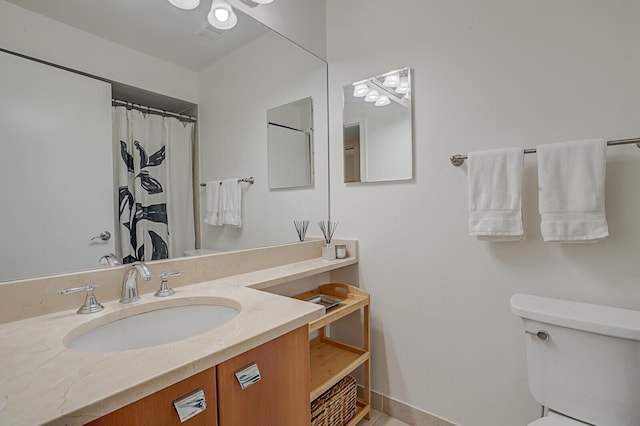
[200,177,254,187]
[450,137,640,166]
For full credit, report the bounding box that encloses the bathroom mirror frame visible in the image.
[342,66,413,183]
[0,2,329,283]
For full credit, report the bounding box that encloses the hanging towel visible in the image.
[203,181,223,226]
[468,147,525,241]
[537,139,608,242]
[221,178,242,228]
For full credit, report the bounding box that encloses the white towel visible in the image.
[221,178,242,228]
[203,181,222,226]
[537,139,608,242]
[468,147,525,241]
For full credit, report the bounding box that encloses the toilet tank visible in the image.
[511,294,640,426]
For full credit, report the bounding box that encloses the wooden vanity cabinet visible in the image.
[86,367,217,426]
[217,325,311,426]
[87,326,309,426]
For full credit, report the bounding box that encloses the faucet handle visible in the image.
[99,253,121,267]
[58,283,104,314]
[160,271,184,279]
[155,271,183,297]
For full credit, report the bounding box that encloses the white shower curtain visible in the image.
[113,106,195,263]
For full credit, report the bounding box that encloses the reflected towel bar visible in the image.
[200,177,254,187]
[449,137,640,167]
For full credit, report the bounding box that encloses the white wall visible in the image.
[326,1,640,425]
[228,0,326,60]
[198,31,328,252]
[0,0,198,103]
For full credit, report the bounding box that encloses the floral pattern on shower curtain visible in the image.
[113,107,195,263]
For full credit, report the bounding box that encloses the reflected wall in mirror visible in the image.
[267,97,314,189]
[0,52,115,282]
[0,0,328,282]
[343,67,413,183]
[198,30,327,254]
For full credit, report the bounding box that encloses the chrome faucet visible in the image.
[99,253,121,267]
[120,261,152,303]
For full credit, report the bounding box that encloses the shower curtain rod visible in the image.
[112,99,197,122]
[449,137,640,166]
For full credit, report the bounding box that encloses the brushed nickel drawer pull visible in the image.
[235,363,261,390]
[173,388,207,423]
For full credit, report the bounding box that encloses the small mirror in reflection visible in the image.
[267,97,314,189]
[343,67,412,183]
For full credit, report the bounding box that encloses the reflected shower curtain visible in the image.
[113,107,195,263]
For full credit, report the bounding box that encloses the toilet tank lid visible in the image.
[511,293,640,341]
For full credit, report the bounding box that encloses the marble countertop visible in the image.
[0,280,324,425]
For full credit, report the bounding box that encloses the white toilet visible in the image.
[510,293,640,426]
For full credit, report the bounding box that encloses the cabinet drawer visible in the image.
[86,367,217,426]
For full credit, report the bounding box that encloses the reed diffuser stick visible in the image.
[293,220,309,242]
[317,220,338,245]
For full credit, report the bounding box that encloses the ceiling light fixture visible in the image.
[208,0,238,30]
[364,90,380,103]
[169,0,275,31]
[167,0,200,9]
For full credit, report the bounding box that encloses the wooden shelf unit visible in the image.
[294,283,371,423]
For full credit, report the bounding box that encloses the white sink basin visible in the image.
[65,300,239,352]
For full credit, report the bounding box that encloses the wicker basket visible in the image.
[311,375,357,426]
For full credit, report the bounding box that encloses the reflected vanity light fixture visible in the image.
[382,72,400,87]
[168,0,200,9]
[208,0,238,30]
[364,90,380,102]
[353,83,369,97]
[375,95,390,107]
[351,71,405,107]
[351,70,402,107]
[395,76,410,94]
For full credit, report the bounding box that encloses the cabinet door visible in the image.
[217,326,310,426]
[87,367,217,426]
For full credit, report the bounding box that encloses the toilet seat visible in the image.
[528,412,588,426]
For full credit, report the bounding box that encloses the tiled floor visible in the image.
[357,409,411,426]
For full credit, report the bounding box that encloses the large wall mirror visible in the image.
[0,0,328,282]
[343,67,413,183]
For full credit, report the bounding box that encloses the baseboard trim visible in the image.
[359,385,459,426]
